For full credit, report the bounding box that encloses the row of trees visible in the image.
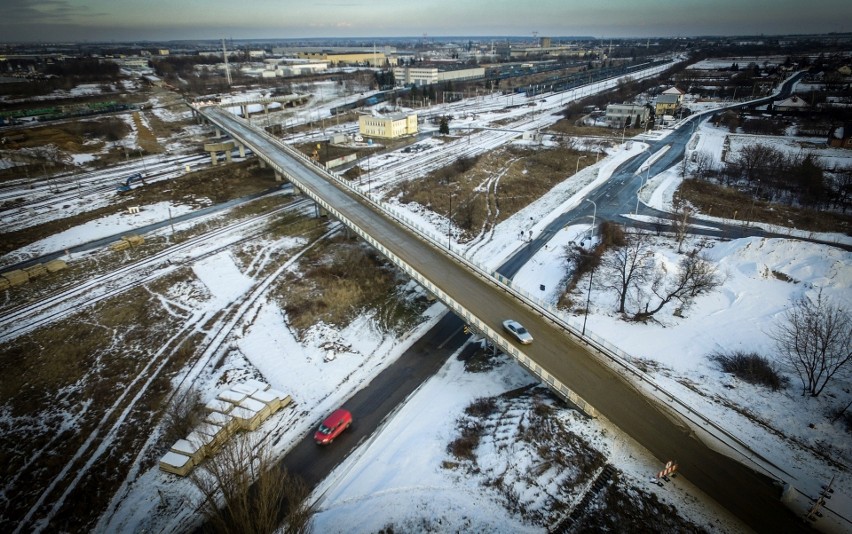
[44,58,120,81]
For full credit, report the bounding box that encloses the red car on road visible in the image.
[314,408,352,445]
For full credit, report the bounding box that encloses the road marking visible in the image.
[438,325,466,350]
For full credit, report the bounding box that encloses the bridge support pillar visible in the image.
[214,127,222,139]
[241,104,249,118]
[258,159,266,169]
[238,143,246,158]
[292,184,302,195]
[274,171,283,182]
[315,204,328,218]
[203,141,235,167]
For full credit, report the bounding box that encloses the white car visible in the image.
[502,319,533,345]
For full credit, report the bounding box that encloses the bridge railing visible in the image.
[251,113,783,479]
[200,69,786,480]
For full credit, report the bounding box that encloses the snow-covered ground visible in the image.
[6,63,851,533]
[95,126,850,532]
[306,141,851,531]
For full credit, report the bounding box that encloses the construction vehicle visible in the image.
[116,172,145,193]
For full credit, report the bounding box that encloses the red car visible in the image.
[314,408,352,445]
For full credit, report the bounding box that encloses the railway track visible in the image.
[0,198,311,342]
[0,153,214,232]
[6,199,327,533]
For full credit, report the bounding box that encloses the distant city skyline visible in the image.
[1,0,849,43]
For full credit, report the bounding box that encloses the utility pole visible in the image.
[447,194,454,251]
[582,266,594,337]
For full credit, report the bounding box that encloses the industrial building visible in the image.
[496,38,597,59]
[605,104,650,128]
[358,112,418,139]
[260,59,328,78]
[392,66,485,86]
[296,51,386,66]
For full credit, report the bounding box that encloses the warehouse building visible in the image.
[392,66,485,86]
[605,104,650,128]
[358,112,418,139]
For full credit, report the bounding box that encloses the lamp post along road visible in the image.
[585,198,596,239]
[447,194,453,251]
[636,149,652,215]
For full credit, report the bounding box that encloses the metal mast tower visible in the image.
[222,38,232,87]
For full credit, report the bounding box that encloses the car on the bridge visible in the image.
[314,408,352,445]
[502,319,533,345]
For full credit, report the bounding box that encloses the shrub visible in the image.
[598,221,626,247]
[161,387,204,445]
[448,423,483,460]
[710,351,788,391]
[465,397,498,418]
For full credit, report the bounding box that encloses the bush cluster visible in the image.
[710,351,788,391]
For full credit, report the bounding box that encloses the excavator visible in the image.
[116,172,146,193]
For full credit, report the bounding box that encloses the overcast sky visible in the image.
[1,0,849,43]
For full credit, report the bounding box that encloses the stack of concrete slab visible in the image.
[159,380,294,477]
[231,397,269,431]
[159,450,194,477]
[250,388,292,413]
[1,270,28,287]
[170,437,205,466]
[23,264,47,279]
[45,259,68,272]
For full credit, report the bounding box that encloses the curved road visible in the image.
[500,72,831,277]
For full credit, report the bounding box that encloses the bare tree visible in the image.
[190,433,313,534]
[691,150,714,182]
[771,290,852,397]
[735,143,782,184]
[600,230,655,314]
[669,200,693,253]
[632,250,721,322]
[162,387,203,445]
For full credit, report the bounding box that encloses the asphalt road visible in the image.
[500,72,832,278]
[280,313,467,489]
[204,106,803,531]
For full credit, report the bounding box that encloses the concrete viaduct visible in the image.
[192,104,810,532]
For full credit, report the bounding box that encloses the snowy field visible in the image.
[97,130,850,532]
[5,68,851,532]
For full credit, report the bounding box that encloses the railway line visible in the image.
[0,153,215,232]
[0,197,311,342]
[3,193,328,532]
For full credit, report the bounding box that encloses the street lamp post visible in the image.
[585,198,596,240]
[575,155,586,175]
[636,157,651,215]
[447,194,454,251]
[582,266,594,337]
